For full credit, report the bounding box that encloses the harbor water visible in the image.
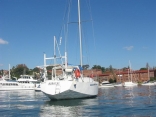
[0,86,156,117]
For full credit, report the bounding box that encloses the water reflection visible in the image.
[0,90,46,116]
[44,99,84,107]
[0,86,156,116]
[40,98,99,117]
[41,99,80,116]
[97,86,156,116]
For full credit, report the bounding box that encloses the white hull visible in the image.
[99,81,114,88]
[99,85,114,88]
[142,82,155,86]
[41,78,98,100]
[114,83,123,87]
[0,79,36,91]
[34,84,41,91]
[34,88,41,91]
[0,84,35,91]
[123,82,138,87]
[0,87,34,91]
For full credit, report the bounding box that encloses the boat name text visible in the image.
[90,84,97,86]
[48,82,60,85]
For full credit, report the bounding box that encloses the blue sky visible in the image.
[0,0,156,70]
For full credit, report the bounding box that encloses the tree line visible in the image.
[0,63,155,80]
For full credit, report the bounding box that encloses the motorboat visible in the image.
[17,75,40,89]
[0,75,40,91]
[99,81,114,88]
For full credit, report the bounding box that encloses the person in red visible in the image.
[74,69,81,78]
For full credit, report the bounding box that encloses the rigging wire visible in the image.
[56,0,97,72]
[85,0,98,77]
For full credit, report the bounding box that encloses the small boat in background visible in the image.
[142,67,155,86]
[114,82,123,87]
[142,80,155,86]
[0,75,40,91]
[123,61,138,87]
[34,83,41,91]
[123,81,138,87]
[99,81,114,88]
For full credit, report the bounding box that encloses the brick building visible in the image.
[46,68,155,83]
[96,69,156,83]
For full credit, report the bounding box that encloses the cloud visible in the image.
[0,38,8,44]
[123,46,134,50]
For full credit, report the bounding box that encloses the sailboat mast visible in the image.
[78,0,83,67]
[9,64,10,79]
[129,60,132,82]
[54,36,56,65]
[148,66,149,80]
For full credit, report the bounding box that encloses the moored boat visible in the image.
[40,0,99,100]
[0,75,40,91]
[99,81,114,88]
[123,81,138,87]
[114,83,123,87]
[142,81,155,86]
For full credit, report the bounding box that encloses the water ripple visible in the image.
[0,86,156,116]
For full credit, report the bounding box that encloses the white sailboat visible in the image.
[114,69,123,87]
[142,66,155,86]
[123,61,137,87]
[40,0,98,100]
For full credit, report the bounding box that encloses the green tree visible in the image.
[122,67,128,71]
[33,67,40,73]
[140,68,147,70]
[46,66,53,76]
[101,67,106,73]
[92,65,106,73]
[92,65,102,69]
[12,64,30,78]
[109,78,114,83]
[0,69,3,76]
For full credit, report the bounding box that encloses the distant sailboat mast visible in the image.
[9,64,10,79]
[129,60,132,82]
[148,66,149,80]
